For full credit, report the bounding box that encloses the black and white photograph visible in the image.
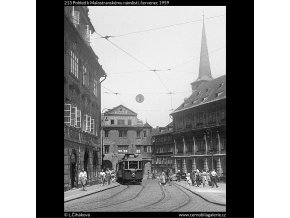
[64,3,226,214]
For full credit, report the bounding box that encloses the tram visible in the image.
[116,153,143,184]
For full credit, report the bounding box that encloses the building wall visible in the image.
[64,6,105,191]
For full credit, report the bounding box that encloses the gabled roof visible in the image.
[171,74,226,115]
[143,122,152,128]
[104,104,138,116]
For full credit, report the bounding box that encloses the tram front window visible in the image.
[129,161,138,169]
[124,161,129,169]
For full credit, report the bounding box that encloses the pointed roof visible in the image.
[194,14,213,83]
[143,122,152,129]
[104,104,137,116]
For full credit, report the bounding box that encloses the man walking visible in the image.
[190,170,196,186]
[211,169,219,188]
[100,169,105,186]
[79,168,87,191]
[177,170,181,182]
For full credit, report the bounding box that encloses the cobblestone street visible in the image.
[64,179,226,212]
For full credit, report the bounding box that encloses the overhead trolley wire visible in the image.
[93,30,171,92]
[92,14,225,40]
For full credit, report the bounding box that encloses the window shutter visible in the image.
[73,10,80,26]
[71,107,77,126]
[91,119,95,134]
[76,109,81,128]
[64,104,71,125]
[83,114,87,131]
[86,115,91,132]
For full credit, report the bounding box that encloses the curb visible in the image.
[174,182,226,206]
[64,184,121,203]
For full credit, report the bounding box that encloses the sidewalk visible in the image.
[174,181,226,206]
[64,182,120,203]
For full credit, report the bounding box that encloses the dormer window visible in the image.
[201,96,208,103]
[215,91,224,98]
[218,83,224,88]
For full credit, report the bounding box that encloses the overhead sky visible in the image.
[88,6,226,128]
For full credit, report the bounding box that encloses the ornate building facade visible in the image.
[102,105,153,176]
[151,123,174,175]
[170,16,226,177]
[64,6,107,191]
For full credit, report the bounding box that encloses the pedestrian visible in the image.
[190,170,196,186]
[160,171,166,185]
[210,169,219,188]
[206,170,211,186]
[177,170,181,182]
[100,169,106,186]
[202,169,207,187]
[166,169,172,186]
[186,172,192,186]
[106,169,111,185]
[195,169,200,187]
[79,168,87,191]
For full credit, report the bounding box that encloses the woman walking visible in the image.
[79,168,87,191]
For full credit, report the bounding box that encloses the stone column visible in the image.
[204,133,208,155]
[192,135,196,155]
[203,157,209,171]
[183,136,187,155]
[173,158,178,173]
[182,158,187,173]
[192,158,196,171]
[216,157,223,176]
[174,139,177,155]
[217,130,221,154]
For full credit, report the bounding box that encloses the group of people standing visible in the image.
[183,169,219,188]
[100,169,115,186]
[77,168,116,191]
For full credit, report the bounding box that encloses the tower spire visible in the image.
[198,12,212,81]
[190,12,213,92]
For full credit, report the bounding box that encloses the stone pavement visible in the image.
[64,182,120,203]
[173,181,226,206]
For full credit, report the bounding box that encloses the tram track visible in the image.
[169,183,192,211]
[129,181,167,211]
[82,183,146,211]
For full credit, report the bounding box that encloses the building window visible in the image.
[104,145,110,154]
[105,130,109,137]
[91,118,95,135]
[64,104,81,128]
[70,50,79,78]
[82,66,89,87]
[136,147,141,154]
[144,146,151,153]
[93,79,98,97]
[118,119,125,125]
[215,91,223,98]
[83,114,91,132]
[119,130,127,138]
[143,130,147,137]
[110,119,114,125]
[137,130,140,138]
[128,119,132,125]
[118,145,128,153]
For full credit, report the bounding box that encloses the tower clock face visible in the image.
[136,94,144,103]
